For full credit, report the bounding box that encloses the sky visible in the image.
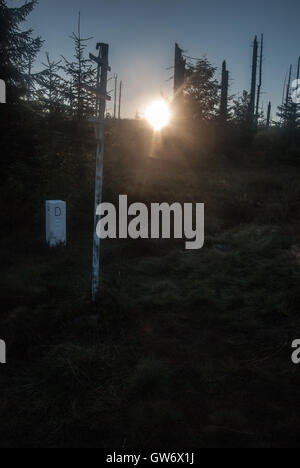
[14,0,300,118]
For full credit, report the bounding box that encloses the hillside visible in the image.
[1,120,300,447]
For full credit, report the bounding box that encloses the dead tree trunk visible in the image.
[285,64,292,124]
[286,65,292,108]
[248,35,258,127]
[220,60,229,121]
[118,80,122,119]
[280,72,287,125]
[113,74,118,119]
[255,34,263,124]
[174,43,186,97]
[266,101,271,128]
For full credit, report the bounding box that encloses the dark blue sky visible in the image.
[18,0,300,117]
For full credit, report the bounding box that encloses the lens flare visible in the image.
[145,100,170,131]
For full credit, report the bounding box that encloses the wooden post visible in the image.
[89,43,111,301]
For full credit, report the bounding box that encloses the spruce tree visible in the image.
[277,97,300,130]
[35,53,65,115]
[61,13,96,120]
[183,58,219,121]
[277,61,300,130]
[0,0,42,103]
[231,91,250,126]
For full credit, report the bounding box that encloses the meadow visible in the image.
[1,119,300,447]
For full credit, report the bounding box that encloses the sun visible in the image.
[145,100,170,131]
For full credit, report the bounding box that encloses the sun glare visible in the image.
[145,100,170,131]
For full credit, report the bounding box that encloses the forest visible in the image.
[1,0,300,449]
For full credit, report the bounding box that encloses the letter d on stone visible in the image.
[0,79,6,104]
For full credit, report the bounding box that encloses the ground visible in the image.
[1,131,300,447]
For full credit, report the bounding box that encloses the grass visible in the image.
[1,124,300,447]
